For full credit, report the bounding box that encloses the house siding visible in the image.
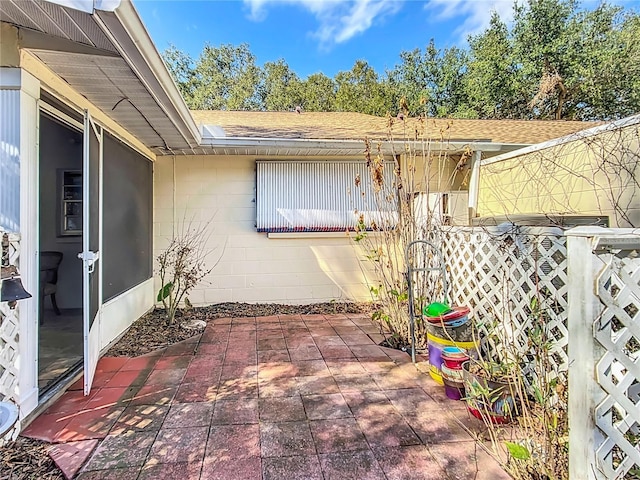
[154,155,378,305]
[477,121,640,228]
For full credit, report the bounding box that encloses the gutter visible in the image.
[199,136,527,154]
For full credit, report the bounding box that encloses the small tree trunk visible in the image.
[555,80,567,120]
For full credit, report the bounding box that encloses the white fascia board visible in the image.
[199,136,512,154]
[94,0,201,146]
[480,113,640,166]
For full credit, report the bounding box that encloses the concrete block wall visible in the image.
[153,155,377,305]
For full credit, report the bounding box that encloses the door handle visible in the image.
[78,251,100,273]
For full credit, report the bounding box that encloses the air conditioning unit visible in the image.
[413,192,469,226]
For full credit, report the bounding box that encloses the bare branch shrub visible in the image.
[352,111,469,349]
[157,218,224,324]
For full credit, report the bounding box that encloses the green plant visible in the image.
[466,291,568,480]
[156,219,223,324]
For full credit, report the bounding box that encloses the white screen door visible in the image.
[80,111,103,395]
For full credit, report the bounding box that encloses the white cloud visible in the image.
[243,0,403,48]
[425,0,515,42]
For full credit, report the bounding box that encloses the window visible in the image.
[58,170,82,236]
[256,160,397,233]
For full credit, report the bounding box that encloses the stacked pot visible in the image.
[440,347,469,400]
[423,302,476,400]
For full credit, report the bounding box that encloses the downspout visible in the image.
[172,155,176,238]
[468,150,482,223]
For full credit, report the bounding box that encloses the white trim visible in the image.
[201,136,517,154]
[467,150,482,218]
[18,69,40,419]
[81,111,104,395]
[43,0,121,13]
[99,277,154,352]
[39,102,83,132]
[565,226,640,239]
[480,114,640,166]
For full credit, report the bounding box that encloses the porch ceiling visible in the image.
[0,0,200,154]
[31,49,189,151]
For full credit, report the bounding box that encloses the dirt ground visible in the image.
[0,302,375,479]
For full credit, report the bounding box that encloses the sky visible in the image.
[132,0,636,79]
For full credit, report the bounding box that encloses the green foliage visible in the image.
[162,0,640,120]
[464,13,524,119]
[165,43,262,110]
[334,60,393,116]
[389,40,469,117]
[157,282,173,302]
[260,59,304,111]
[505,442,531,461]
[299,73,337,111]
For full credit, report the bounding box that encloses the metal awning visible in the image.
[0,0,201,154]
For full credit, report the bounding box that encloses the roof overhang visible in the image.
[193,134,529,158]
[0,0,201,153]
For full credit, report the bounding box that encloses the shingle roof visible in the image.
[190,110,601,145]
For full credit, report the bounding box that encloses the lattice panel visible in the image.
[441,226,569,388]
[0,231,21,444]
[594,252,640,479]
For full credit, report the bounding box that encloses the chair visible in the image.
[40,251,63,321]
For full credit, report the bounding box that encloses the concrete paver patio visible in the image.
[22,314,511,479]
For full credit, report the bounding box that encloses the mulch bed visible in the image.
[1,302,377,479]
[106,301,376,357]
[0,437,65,480]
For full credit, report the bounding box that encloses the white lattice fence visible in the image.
[593,250,640,479]
[441,226,569,386]
[0,231,21,444]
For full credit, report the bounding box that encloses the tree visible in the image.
[389,41,469,117]
[464,0,640,120]
[387,48,430,116]
[334,60,393,116]
[513,0,576,119]
[187,43,262,110]
[161,1,640,120]
[299,73,337,111]
[163,45,198,108]
[558,3,640,120]
[260,59,304,111]
[464,12,524,119]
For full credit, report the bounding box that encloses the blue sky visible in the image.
[133,0,635,79]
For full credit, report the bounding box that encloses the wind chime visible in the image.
[1,233,32,310]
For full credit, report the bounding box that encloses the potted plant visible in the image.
[461,358,522,424]
[457,313,525,424]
